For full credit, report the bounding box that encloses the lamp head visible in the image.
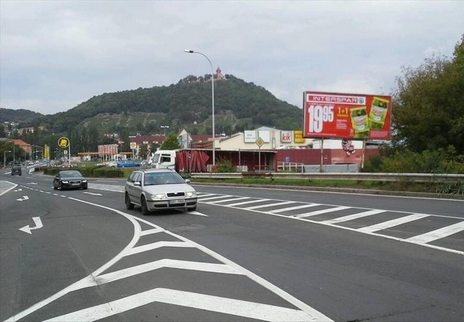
[184,49,194,53]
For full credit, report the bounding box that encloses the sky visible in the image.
[1,1,463,116]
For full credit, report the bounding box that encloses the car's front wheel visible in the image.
[141,196,151,216]
[125,192,134,210]
[187,205,197,212]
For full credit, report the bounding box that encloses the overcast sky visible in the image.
[1,1,463,115]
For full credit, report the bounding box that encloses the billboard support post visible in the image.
[361,139,366,169]
[320,138,324,173]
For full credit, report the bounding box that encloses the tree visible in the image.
[160,133,181,150]
[138,144,149,159]
[392,34,464,154]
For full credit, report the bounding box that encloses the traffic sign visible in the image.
[58,137,70,148]
[256,137,264,148]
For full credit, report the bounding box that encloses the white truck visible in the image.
[151,149,210,172]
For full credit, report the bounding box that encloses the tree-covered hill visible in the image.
[0,108,44,124]
[30,75,303,135]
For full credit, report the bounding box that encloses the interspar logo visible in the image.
[306,94,366,105]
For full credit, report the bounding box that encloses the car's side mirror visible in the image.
[185,179,191,184]
[134,181,141,186]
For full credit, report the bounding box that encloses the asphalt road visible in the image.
[1,169,463,321]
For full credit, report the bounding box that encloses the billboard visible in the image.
[303,91,392,140]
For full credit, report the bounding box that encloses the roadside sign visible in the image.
[58,137,69,148]
[130,142,136,149]
[256,137,264,148]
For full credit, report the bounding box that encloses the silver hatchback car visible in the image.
[125,169,197,215]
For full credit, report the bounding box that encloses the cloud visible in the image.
[1,1,463,114]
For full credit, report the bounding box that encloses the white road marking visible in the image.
[296,206,350,218]
[127,241,195,256]
[269,203,321,213]
[140,227,164,236]
[19,217,43,234]
[43,288,321,322]
[358,213,430,233]
[245,200,294,210]
[407,221,464,244]
[5,195,333,322]
[83,192,103,196]
[226,199,272,207]
[94,259,242,285]
[188,211,209,217]
[323,209,385,224]
[16,195,29,201]
[206,196,251,204]
[197,194,235,202]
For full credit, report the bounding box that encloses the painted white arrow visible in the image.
[16,196,29,202]
[83,192,103,196]
[19,217,43,234]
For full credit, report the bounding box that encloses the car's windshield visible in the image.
[144,172,185,185]
[61,171,83,178]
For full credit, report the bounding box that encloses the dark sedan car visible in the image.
[53,170,88,190]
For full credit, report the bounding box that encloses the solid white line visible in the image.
[205,196,251,204]
[358,213,430,233]
[296,206,350,218]
[323,209,385,224]
[95,259,242,285]
[43,288,319,322]
[245,201,294,210]
[226,199,271,207]
[126,241,194,256]
[407,221,464,244]
[269,203,321,213]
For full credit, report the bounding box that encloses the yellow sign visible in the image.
[294,131,305,143]
[256,137,264,147]
[58,137,69,148]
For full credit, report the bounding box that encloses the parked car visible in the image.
[11,165,22,176]
[106,161,118,168]
[125,169,197,215]
[117,160,141,168]
[53,170,88,190]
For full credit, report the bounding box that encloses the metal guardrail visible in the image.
[191,172,464,183]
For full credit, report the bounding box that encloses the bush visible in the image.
[92,167,125,178]
[216,158,236,173]
[365,147,464,174]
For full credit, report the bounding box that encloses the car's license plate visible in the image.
[170,199,185,205]
[72,183,80,185]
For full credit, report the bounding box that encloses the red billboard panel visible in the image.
[303,91,392,140]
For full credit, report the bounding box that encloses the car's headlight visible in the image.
[62,180,69,183]
[185,191,197,198]
[82,180,87,183]
[151,193,166,200]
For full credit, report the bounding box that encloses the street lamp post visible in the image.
[160,125,169,136]
[184,49,216,167]
[4,150,11,168]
